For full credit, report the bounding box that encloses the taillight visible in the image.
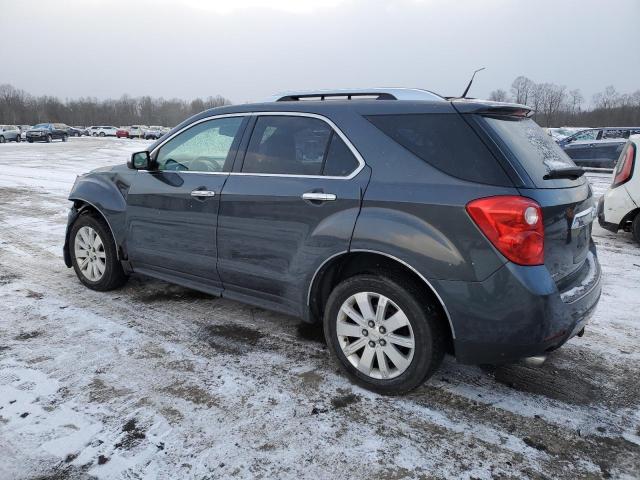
[466,196,544,266]
[612,143,636,188]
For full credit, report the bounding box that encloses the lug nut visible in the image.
[379,326,386,334]
[368,340,376,348]
[362,329,368,337]
[368,320,375,328]
[379,339,387,346]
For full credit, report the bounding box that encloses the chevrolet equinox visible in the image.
[63,88,602,394]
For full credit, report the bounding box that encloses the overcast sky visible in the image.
[2,0,638,104]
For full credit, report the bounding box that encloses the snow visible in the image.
[0,138,639,479]
[560,251,598,302]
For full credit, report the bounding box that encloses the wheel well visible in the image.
[309,251,455,354]
[621,208,640,230]
[72,201,121,259]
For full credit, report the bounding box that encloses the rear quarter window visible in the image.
[365,113,511,186]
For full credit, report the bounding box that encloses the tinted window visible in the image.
[156,117,243,172]
[323,134,359,176]
[602,129,628,139]
[366,113,510,185]
[482,116,580,187]
[242,116,331,175]
[573,130,599,141]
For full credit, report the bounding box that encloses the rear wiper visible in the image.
[543,167,585,180]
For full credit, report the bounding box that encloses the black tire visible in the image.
[62,134,68,142]
[15,135,21,143]
[632,214,640,244]
[323,274,445,395]
[99,132,105,137]
[0,136,5,144]
[69,213,128,291]
[46,134,52,143]
[28,139,33,143]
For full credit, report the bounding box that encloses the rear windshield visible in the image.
[366,113,511,185]
[481,116,581,188]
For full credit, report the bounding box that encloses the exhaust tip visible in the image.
[522,355,547,367]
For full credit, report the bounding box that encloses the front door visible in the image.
[125,115,247,292]
[217,113,370,315]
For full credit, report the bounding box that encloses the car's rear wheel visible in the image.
[324,274,445,395]
[99,132,105,137]
[46,134,52,143]
[0,136,5,144]
[62,134,68,142]
[632,214,640,244]
[70,213,128,291]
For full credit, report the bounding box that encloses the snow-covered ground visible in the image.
[0,138,638,479]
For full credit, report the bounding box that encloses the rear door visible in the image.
[217,113,369,315]
[125,115,247,292]
[479,116,595,282]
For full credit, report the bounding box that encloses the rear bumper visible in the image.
[597,196,619,232]
[435,244,602,365]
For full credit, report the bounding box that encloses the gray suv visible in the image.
[63,88,602,394]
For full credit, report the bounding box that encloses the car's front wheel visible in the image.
[324,274,445,395]
[70,213,128,291]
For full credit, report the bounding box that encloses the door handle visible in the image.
[190,190,216,197]
[302,192,337,202]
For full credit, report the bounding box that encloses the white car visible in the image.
[19,125,32,140]
[597,135,640,242]
[91,126,118,137]
[128,125,149,138]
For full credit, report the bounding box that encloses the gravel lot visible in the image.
[0,138,639,479]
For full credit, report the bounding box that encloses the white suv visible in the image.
[91,126,118,137]
[598,135,640,242]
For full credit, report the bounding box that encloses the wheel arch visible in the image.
[307,250,456,352]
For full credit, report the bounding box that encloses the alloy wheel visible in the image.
[337,292,415,380]
[74,226,107,282]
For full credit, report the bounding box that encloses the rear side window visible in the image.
[242,115,360,177]
[366,113,511,185]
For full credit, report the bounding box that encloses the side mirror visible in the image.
[128,151,151,170]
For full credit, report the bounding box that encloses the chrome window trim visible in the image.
[147,111,366,180]
[306,249,456,339]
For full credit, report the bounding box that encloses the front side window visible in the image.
[241,115,359,176]
[155,116,244,173]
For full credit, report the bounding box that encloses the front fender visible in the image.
[64,171,133,265]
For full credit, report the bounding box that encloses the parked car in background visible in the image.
[63,88,601,394]
[116,127,130,138]
[91,126,118,137]
[19,125,32,140]
[144,126,164,140]
[26,123,68,142]
[559,127,640,168]
[67,126,84,137]
[548,127,587,142]
[128,125,149,138]
[73,126,87,136]
[0,125,22,143]
[598,136,640,242]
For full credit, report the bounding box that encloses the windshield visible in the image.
[33,124,50,129]
[482,116,581,188]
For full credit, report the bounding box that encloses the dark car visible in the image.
[558,127,640,168]
[26,123,69,143]
[68,126,84,137]
[63,88,601,394]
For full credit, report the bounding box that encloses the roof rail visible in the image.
[266,88,445,102]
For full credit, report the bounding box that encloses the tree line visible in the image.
[489,77,640,127]
[0,84,231,127]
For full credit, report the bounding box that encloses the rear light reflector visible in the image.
[612,143,636,188]
[466,196,544,266]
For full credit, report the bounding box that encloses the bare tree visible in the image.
[510,76,534,105]
[489,89,509,102]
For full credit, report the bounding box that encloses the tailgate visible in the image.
[521,182,595,282]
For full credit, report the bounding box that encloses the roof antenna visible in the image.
[461,67,485,98]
